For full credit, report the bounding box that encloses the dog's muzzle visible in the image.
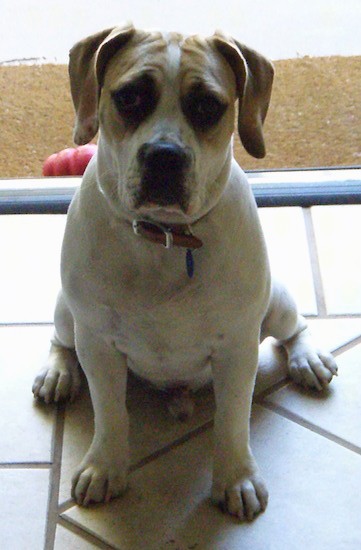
[136,141,192,209]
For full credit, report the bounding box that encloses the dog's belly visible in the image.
[118,329,212,389]
[100,307,214,389]
[126,351,212,390]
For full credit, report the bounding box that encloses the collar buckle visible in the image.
[132,219,174,249]
[132,218,203,250]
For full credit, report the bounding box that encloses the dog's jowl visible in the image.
[33,25,337,521]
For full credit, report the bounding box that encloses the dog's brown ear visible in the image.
[213,35,274,159]
[69,25,135,145]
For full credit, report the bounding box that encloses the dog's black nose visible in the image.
[138,142,191,173]
[136,141,191,209]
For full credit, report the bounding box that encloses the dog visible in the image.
[32,25,338,521]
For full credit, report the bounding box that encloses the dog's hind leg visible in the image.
[32,290,81,403]
[261,279,338,391]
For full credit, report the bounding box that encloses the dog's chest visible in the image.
[85,250,242,384]
[94,292,216,386]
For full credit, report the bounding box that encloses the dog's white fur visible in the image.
[33,25,337,521]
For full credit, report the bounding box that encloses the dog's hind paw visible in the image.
[288,349,338,391]
[285,330,338,391]
[32,345,81,403]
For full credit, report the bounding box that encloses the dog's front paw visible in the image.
[211,473,268,521]
[72,451,128,506]
[32,346,81,403]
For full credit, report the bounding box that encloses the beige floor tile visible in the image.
[258,207,317,315]
[312,205,361,314]
[62,405,361,550]
[59,318,361,502]
[0,214,66,323]
[264,343,361,450]
[0,325,55,462]
[56,346,288,503]
[0,468,49,549]
[307,317,361,351]
[58,344,286,503]
[54,523,101,549]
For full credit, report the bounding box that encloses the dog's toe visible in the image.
[284,330,338,391]
[32,368,60,403]
[32,346,81,403]
[212,475,268,522]
[72,462,127,506]
[288,349,337,391]
[33,365,81,403]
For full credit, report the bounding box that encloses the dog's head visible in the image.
[69,25,273,222]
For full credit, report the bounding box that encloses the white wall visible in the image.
[1,0,360,62]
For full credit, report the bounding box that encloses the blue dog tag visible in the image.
[186,249,194,278]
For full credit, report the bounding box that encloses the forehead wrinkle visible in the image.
[105,32,170,89]
[179,36,235,99]
[147,34,182,112]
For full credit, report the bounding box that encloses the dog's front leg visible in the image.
[71,323,129,506]
[211,328,268,521]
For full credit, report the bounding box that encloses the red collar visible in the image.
[132,219,203,250]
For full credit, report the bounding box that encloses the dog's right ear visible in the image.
[69,25,135,145]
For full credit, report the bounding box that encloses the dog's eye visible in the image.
[111,75,158,125]
[195,97,220,117]
[114,88,143,111]
[182,93,227,130]
[112,86,148,117]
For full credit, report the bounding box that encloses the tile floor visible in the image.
[0,181,361,550]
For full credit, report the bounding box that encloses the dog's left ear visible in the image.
[69,25,135,145]
[213,35,274,159]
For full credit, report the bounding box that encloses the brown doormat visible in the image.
[0,55,360,178]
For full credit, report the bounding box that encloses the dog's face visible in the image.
[69,26,274,222]
[98,32,238,221]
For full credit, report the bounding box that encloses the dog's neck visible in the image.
[132,218,203,279]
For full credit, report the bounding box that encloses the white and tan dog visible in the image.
[33,25,337,521]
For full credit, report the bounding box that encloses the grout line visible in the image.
[129,420,213,474]
[58,499,74,515]
[304,313,361,319]
[58,516,119,549]
[0,462,52,469]
[57,420,213,515]
[303,207,327,316]
[261,400,361,456]
[0,322,53,327]
[332,334,361,356]
[254,378,290,402]
[44,402,66,550]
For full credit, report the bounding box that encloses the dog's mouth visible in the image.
[134,198,191,226]
[135,179,189,211]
